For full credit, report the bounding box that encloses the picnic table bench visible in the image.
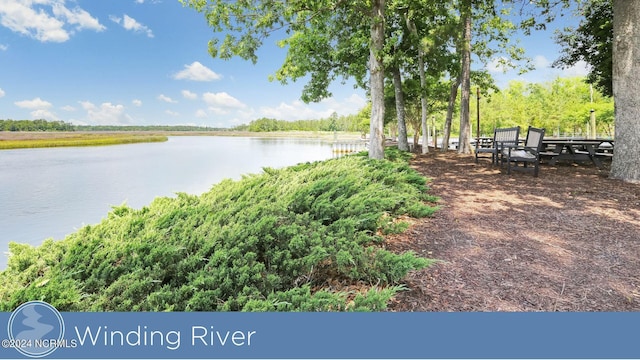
[541,138,615,170]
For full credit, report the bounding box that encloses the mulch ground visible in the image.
[387,149,640,311]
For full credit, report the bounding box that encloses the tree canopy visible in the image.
[554,0,613,97]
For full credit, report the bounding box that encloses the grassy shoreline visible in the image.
[0,132,168,150]
[0,131,363,150]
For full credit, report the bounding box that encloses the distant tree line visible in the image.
[234,112,367,133]
[0,119,75,132]
[74,125,227,132]
[0,119,227,132]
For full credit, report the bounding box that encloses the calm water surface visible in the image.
[0,136,334,269]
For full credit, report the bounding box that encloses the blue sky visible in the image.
[0,0,587,128]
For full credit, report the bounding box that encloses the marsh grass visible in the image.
[0,133,168,149]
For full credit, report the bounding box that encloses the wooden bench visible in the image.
[475,126,520,165]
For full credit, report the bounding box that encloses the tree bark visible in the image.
[368,0,386,160]
[610,0,640,183]
[406,15,429,154]
[391,66,409,151]
[442,76,461,152]
[458,0,472,154]
[418,51,429,154]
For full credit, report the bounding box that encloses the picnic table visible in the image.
[541,138,614,169]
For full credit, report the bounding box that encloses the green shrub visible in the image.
[0,147,438,311]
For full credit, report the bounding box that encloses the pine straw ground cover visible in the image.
[387,150,640,311]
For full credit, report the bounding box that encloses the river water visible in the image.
[0,136,335,269]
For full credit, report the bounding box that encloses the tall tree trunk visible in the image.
[442,76,461,152]
[418,51,429,154]
[391,66,409,151]
[610,0,640,183]
[368,0,386,160]
[406,15,429,154]
[458,0,472,154]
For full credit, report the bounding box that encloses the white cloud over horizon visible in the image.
[202,92,246,109]
[80,101,131,125]
[15,97,53,109]
[257,94,367,122]
[558,60,590,78]
[31,109,58,120]
[533,55,551,69]
[192,93,367,126]
[0,0,104,43]
[489,52,594,89]
[173,62,221,82]
[0,88,5,98]
[13,97,59,120]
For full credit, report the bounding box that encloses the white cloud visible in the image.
[80,101,130,125]
[560,60,590,77]
[207,107,231,115]
[195,109,207,118]
[31,109,58,120]
[79,101,94,111]
[0,0,104,43]
[0,88,5,97]
[257,94,367,121]
[487,57,511,74]
[165,110,179,117]
[51,3,105,32]
[158,94,177,103]
[15,97,53,109]
[319,93,367,115]
[173,62,221,82]
[1,2,68,42]
[259,101,310,120]
[533,55,551,69]
[132,99,142,107]
[203,92,246,109]
[14,97,60,119]
[0,44,7,51]
[61,105,76,111]
[182,90,198,100]
[110,14,153,38]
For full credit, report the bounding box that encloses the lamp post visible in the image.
[432,115,437,149]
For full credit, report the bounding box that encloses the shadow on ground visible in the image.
[387,150,640,311]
